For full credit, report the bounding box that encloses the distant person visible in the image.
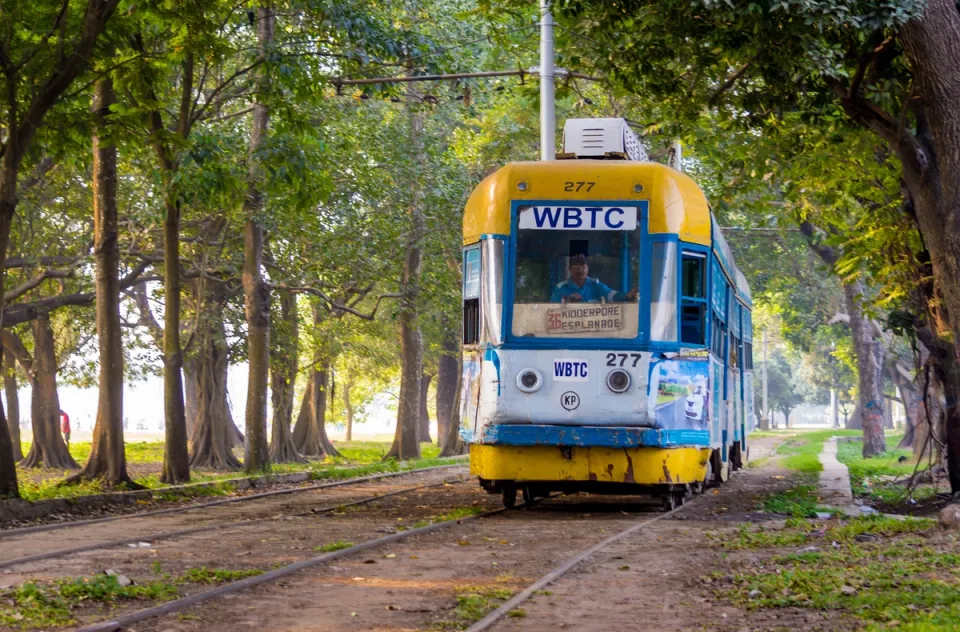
[550,255,638,303]
[60,410,70,448]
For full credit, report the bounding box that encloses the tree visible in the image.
[241,5,275,474]
[2,349,21,462]
[66,76,135,485]
[542,0,960,490]
[801,222,887,456]
[767,350,805,427]
[0,0,120,497]
[269,290,303,463]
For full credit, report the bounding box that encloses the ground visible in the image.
[1,430,958,631]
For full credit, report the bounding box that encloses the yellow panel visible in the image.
[470,444,710,485]
[462,161,712,246]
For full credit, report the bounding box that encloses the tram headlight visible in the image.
[606,369,631,393]
[517,369,542,393]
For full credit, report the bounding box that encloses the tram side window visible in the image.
[680,253,707,345]
[710,313,725,358]
[463,247,481,345]
[744,341,754,370]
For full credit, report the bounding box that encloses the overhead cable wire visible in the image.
[336,24,540,81]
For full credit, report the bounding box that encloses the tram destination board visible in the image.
[547,304,623,334]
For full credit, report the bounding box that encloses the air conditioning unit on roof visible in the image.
[561,118,648,161]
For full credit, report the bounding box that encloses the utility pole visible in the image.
[668,139,683,171]
[761,328,769,430]
[539,0,555,160]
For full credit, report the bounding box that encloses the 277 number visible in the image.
[606,353,642,367]
[564,181,596,192]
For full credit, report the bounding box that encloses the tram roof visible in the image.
[463,160,751,305]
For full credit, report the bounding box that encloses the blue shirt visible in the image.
[550,277,626,303]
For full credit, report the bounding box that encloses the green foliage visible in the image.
[761,485,823,518]
[315,539,355,553]
[179,567,263,584]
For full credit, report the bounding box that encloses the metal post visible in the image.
[831,388,839,428]
[668,139,683,171]
[539,0,555,160]
[761,328,769,430]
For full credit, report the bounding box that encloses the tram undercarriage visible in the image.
[471,443,715,510]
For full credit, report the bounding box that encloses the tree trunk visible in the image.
[184,362,198,439]
[188,279,242,470]
[888,361,925,449]
[240,5,274,475]
[0,140,20,495]
[386,101,425,462]
[439,341,465,457]
[269,290,303,463]
[159,190,190,483]
[293,365,340,458]
[419,373,432,444]
[343,377,354,442]
[67,77,134,485]
[21,316,78,469]
[3,349,22,462]
[436,334,458,446]
[842,283,887,456]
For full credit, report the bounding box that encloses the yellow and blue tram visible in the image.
[459,118,755,508]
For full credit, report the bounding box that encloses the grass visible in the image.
[400,506,486,531]
[835,435,937,505]
[0,565,267,629]
[315,539,355,553]
[761,484,828,518]
[713,515,960,630]
[774,429,861,474]
[429,585,516,629]
[12,441,463,503]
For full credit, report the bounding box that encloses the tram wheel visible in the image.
[521,486,535,506]
[662,492,684,511]
[501,485,517,509]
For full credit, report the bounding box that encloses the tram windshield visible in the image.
[512,204,641,339]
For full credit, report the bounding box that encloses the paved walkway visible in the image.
[818,436,856,511]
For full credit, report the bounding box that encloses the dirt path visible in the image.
[8,436,852,632]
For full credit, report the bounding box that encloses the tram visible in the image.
[459,118,755,509]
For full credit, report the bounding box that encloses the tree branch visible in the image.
[277,284,402,320]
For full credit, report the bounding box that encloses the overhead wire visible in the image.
[336,23,540,81]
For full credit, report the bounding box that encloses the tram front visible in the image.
[461,118,715,507]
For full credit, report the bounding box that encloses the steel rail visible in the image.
[0,463,467,540]
[76,503,510,632]
[0,475,469,571]
[465,499,693,632]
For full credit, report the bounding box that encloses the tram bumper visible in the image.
[469,443,710,488]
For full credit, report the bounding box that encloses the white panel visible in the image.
[518,206,638,231]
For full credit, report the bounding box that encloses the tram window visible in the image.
[744,342,754,370]
[463,298,479,345]
[650,241,678,341]
[511,204,641,339]
[463,246,481,345]
[710,314,725,357]
[680,253,707,345]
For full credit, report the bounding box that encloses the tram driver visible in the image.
[550,255,639,304]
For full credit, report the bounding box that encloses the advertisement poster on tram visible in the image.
[459,353,482,437]
[648,359,710,430]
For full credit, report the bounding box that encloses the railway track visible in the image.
[0,473,470,571]
[63,491,696,632]
[0,462,466,539]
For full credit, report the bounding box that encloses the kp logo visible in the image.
[561,391,580,411]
